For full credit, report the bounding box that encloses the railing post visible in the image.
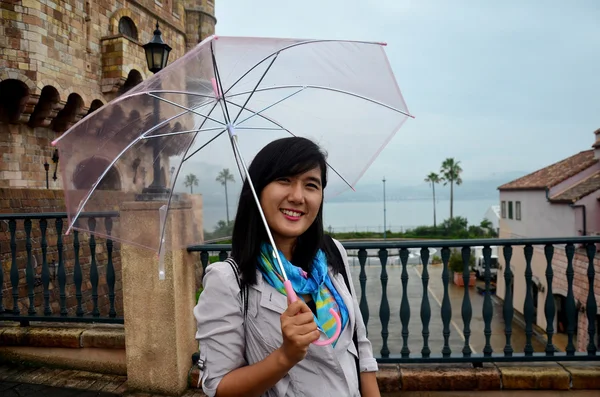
[502,245,514,356]
[585,243,597,355]
[9,219,19,315]
[358,248,369,333]
[440,247,452,357]
[378,248,390,358]
[41,218,51,316]
[56,218,68,316]
[523,245,534,356]
[461,246,472,357]
[565,243,576,355]
[420,247,431,358]
[120,200,197,395]
[74,228,84,316]
[105,217,117,318]
[89,217,100,317]
[25,219,36,315]
[544,244,555,355]
[399,247,411,357]
[482,245,493,356]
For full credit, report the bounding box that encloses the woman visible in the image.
[194,137,380,397]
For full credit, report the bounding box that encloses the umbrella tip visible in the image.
[379,42,387,46]
[51,140,57,146]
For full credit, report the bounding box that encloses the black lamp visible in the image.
[143,22,172,74]
[44,161,50,189]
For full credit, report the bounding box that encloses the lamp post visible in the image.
[141,22,172,198]
[383,177,387,240]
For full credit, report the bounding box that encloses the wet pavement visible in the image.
[0,381,118,396]
[347,252,547,358]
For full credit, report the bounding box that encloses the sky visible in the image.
[213,0,600,187]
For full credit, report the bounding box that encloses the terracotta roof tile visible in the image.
[549,171,600,203]
[498,150,598,191]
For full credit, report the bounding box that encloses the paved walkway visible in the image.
[1,380,119,396]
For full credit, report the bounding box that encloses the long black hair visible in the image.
[230,137,344,287]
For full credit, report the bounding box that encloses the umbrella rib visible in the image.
[156,100,222,262]
[229,85,414,118]
[141,126,225,140]
[64,104,206,235]
[234,87,305,127]
[182,128,227,163]
[146,90,215,99]
[224,99,355,191]
[231,53,279,126]
[223,38,386,97]
[147,94,225,125]
[211,40,232,124]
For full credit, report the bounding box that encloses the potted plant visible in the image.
[448,249,476,287]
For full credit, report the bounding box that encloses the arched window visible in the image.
[118,17,138,40]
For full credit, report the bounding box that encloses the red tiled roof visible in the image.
[498,150,598,191]
[549,171,600,203]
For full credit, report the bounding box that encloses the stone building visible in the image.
[0,0,216,190]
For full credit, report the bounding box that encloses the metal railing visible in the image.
[188,236,600,364]
[0,212,123,325]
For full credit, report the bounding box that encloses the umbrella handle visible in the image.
[283,280,342,346]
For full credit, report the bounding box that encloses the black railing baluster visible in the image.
[503,245,514,357]
[200,251,209,273]
[105,217,116,318]
[482,245,493,356]
[544,244,555,355]
[420,247,431,358]
[523,245,534,356]
[25,219,36,315]
[358,248,369,331]
[461,247,472,357]
[56,218,67,315]
[399,248,410,357]
[565,243,576,355]
[585,243,597,355]
[219,250,228,262]
[0,243,3,313]
[9,219,19,315]
[440,247,452,357]
[74,229,83,316]
[379,248,390,358]
[40,219,51,315]
[89,218,100,317]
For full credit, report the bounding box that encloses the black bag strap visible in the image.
[225,257,249,318]
[323,235,362,394]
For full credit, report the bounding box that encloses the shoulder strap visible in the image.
[225,258,249,318]
[323,235,362,393]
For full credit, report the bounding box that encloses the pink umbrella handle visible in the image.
[283,280,342,346]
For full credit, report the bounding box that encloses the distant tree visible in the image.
[216,168,235,224]
[440,158,463,219]
[184,173,199,194]
[424,172,441,228]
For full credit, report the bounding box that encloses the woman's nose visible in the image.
[287,183,304,203]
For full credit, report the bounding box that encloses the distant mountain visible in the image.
[325,170,530,203]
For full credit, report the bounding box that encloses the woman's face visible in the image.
[260,166,323,245]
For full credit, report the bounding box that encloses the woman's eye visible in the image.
[307,183,320,190]
[277,177,291,183]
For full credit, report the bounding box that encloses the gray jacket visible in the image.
[194,239,378,396]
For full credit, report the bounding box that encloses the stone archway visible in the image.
[118,69,144,95]
[0,79,30,124]
[73,157,122,191]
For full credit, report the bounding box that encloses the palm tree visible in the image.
[216,168,235,224]
[424,172,441,228]
[184,173,199,194]
[440,158,463,220]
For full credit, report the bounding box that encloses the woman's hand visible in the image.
[277,300,320,367]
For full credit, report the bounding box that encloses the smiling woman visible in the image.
[194,137,381,397]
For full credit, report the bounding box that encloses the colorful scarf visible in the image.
[257,243,348,346]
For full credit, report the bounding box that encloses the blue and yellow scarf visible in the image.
[257,243,348,346]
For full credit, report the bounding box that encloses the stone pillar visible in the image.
[120,200,197,395]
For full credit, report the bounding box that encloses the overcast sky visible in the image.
[213,0,600,186]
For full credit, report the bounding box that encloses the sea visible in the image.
[201,198,498,234]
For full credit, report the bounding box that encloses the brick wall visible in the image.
[0,188,125,318]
